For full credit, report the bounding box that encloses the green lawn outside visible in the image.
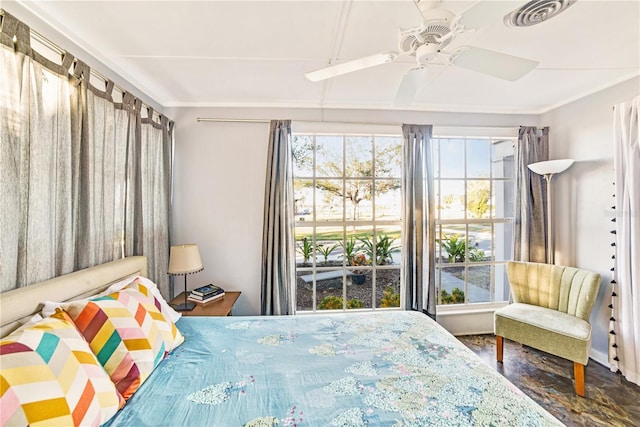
[295,227,401,242]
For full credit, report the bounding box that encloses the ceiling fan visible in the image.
[305,0,540,104]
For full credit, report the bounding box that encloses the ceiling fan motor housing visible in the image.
[398,8,455,56]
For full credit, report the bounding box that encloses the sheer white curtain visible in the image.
[610,96,640,385]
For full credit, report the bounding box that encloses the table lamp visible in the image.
[167,244,203,311]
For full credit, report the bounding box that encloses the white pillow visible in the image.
[41,276,181,323]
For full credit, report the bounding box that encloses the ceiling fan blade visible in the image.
[395,68,427,106]
[394,67,442,106]
[305,51,398,82]
[457,1,519,30]
[452,46,538,81]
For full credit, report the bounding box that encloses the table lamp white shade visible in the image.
[527,159,575,264]
[168,244,203,275]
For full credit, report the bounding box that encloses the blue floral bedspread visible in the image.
[106,311,561,426]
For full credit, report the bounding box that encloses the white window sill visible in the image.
[436,301,509,316]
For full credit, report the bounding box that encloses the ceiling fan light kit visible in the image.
[415,43,441,65]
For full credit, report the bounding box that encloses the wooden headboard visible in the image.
[0,256,147,337]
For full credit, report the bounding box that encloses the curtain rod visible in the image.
[197,118,271,124]
[195,117,521,129]
[196,117,421,126]
[197,117,403,126]
[197,117,407,126]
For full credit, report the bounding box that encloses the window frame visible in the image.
[432,134,516,309]
[292,132,403,313]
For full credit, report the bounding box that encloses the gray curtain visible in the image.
[115,93,139,258]
[138,109,172,297]
[1,14,80,290]
[401,124,436,318]
[513,126,549,263]
[261,120,296,315]
[76,84,127,268]
[0,10,173,295]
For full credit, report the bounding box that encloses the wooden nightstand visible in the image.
[170,291,241,316]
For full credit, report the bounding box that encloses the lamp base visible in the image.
[174,301,196,311]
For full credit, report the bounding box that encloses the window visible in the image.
[433,136,515,306]
[292,133,402,312]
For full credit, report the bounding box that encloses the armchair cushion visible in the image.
[495,303,592,364]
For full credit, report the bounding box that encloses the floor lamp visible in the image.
[167,244,204,311]
[527,159,574,264]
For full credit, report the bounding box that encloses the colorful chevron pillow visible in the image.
[0,311,123,426]
[104,275,182,323]
[62,295,167,400]
[114,279,184,352]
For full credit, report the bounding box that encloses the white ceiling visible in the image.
[11,0,640,114]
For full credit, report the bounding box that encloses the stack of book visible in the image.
[188,284,225,305]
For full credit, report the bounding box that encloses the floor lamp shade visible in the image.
[527,159,574,176]
[168,244,203,311]
[527,159,575,264]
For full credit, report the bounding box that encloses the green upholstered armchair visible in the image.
[494,261,601,397]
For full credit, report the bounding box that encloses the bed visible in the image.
[1,257,561,426]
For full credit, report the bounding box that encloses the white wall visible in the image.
[541,76,640,365]
[167,107,536,316]
[167,110,269,315]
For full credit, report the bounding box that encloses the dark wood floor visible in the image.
[457,334,640,427]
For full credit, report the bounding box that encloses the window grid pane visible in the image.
[294,133,402,313]
[434,135,516,306]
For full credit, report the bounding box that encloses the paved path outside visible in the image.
[440,270,490,303]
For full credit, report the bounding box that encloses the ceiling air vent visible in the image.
[504,0,578,27]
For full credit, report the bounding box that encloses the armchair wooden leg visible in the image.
[574,362,585,397]
[496,335,503,363]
